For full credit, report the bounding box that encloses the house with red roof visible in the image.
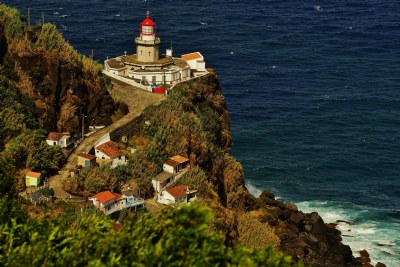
[157,185,197,205]
[89,190,144,215]
[94,141,126,168]
[46,132,72,148]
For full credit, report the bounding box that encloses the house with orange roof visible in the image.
[94,141,126,168]
[25,171,42,187]
[181,52,207,75]
[157,185,197,205]
[163,155,190,174]
[89,190,144,215]
[46,132,72,148]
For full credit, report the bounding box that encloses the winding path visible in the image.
[49,79,164,199]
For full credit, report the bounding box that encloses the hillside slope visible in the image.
[0,4,121,134]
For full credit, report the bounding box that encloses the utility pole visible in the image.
[42,12,44,25]
[91,49,94,59]
[27,8,30,26]
[81,114,86,140]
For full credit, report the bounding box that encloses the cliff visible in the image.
[107,69,364,265]
[0,5,121,134]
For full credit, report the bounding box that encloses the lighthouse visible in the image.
[135,12,160,63]
[104,12,207,91]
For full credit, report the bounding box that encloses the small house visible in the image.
[157,185,197,205]
[95,141,126,168]
[181,52,206,74]
[163,155,189,174]
[77,153,97,168]
[89,191,123,214]
[89,190,144,215]
[25,171,42,187]
[46,132,72,148]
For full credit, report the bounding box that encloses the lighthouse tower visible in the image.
[135,12,160,63]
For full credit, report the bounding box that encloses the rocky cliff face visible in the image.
[0,14,120,134]
[173,71,386,267]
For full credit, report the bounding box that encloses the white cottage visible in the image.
[157,185,197,205]
[46,132,72,148]
[95,141,126,168]
[181,52,207,74]
[163,155,190,174]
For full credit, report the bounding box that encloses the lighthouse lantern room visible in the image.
[135,11,160,62]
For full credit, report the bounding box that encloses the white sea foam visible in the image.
[245,181,263,197]
[297,200,400,266]
[314,5,322,12]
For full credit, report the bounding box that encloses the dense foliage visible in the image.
[0,158,299,266]
[0,76,66,173]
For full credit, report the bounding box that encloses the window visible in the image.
[142,25,153,34]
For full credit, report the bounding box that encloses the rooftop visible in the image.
[47,132,67,141]
[164,159,180,167]
[90,191,122,204]
[78,153,96,160]
[26,171,41,178]
[181,52,203,61]
[153,171,174,183]
[120,53,172,66]
[166,185,188,199]
[170,155,189,164]
[106,58,126,70]
[96,141,123,158]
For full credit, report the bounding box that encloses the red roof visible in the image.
[96,141,123,158]
[166,185,188,199]
[79,153,96,160]
[141,15,156,26]
[90,191,121,204]
[164,159,180,167]
[47,132,66,141]
[26,171,41,178]
[181,52,203,61]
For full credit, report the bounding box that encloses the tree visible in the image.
[0,204,299,266]
[0,155,26,225]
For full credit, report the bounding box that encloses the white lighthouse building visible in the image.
[104,12,207,92]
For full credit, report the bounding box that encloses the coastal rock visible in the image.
[285,203,298,212]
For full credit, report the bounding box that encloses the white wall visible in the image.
[46,140,58,146]
[157,191,176,205]
[197,61,206,71]
[163,164,175,174]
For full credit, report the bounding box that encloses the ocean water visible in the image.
[5,0,400,265]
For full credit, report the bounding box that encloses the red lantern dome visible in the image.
[141,15,156,27]
[140,14,156,35]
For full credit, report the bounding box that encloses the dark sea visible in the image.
[5,0,400,265]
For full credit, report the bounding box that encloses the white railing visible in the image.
[102,70,152,92]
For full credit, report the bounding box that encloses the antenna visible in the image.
[170,40,173,51]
